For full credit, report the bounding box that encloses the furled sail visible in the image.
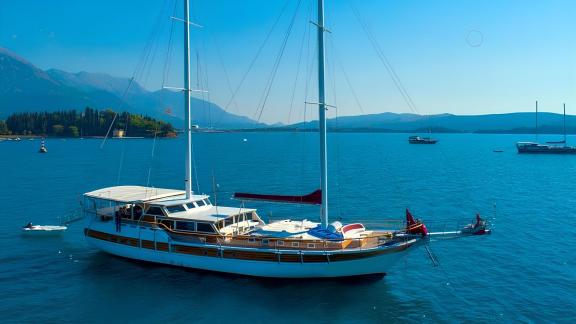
[233,189,321,205]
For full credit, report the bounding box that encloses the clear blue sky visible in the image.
[1,0,575,124]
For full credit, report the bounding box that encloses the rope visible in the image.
[254,0,303,123]
[287,0,311,125]
[332,47,365,115]
[326,35,343,219]
[347,1,420,115]
[210,0,293,128]
[209,30,241,114]
[147,0,178,188]
[99,77,135,149]
[115,113,130,185]
[100,0,173,149]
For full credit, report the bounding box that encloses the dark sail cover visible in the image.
[233,189,321,205]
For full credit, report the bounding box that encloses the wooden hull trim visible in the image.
[85,228,417,264]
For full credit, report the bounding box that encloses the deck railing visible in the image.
[156,222,401,251]
[86,208,423,251]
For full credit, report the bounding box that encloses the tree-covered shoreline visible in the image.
[0,108,176,137]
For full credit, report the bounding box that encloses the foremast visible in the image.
[316,0,328,228]
[184,0,193,199]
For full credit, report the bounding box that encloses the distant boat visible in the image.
[517,102,576,154]
[38,139,48,153]
[516,142,576,154]
[493,149,504,153]
[408,136,438,144]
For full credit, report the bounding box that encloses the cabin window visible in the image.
[160,220,173,229]
[185,203,196,209]
[141,215,155,223]
[248,238,256,243]
[204,199,212,205]
[196,222,215,233]
[224,217,234,227]
[307,243,315,249]
[166,205,186,213]
[291,242,299,248]
[262,239,269,245]
[245,212,254,221]
[196,200,206,207]
[146,206,165,216]
[277,240,285,247]
[175,221,195,232]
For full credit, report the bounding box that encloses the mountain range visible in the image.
[0,47,260,128]
[1,47,572,134]
[290,111,575,134]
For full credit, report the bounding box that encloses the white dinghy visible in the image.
[22,223,67,235]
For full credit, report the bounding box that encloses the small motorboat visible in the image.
[461,214,490,235]
[409,136,438,144]
[21,222,67,235]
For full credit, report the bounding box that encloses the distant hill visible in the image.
[0,47,261,129]
[290,111,576,134]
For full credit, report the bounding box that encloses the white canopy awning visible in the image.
[84,185,186,203]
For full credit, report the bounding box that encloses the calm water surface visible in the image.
[1,133,575,322]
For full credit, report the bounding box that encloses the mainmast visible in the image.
[317,0,328,228]
[184,0,193,199]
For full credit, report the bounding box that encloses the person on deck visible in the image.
[474,214,484,229]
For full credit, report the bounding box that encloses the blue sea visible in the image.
[1,133,575,322]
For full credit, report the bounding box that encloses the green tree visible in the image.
[67,126,79,137]
[0,120,9,135]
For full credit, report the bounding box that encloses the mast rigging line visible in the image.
[208,30,241,114]
[326,32,344,220]
[287,0,312,125]
[254,0,304,123]
[330,39,366,115]
[147,0,179,189]
[208,0,293,128]
[295,1,315,212]
[100,0,174,150]
[347,1,421,116]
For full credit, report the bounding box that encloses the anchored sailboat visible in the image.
[82,0,488,278]
[517,102,576,154]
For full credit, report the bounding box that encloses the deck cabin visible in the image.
[83,185,263,236]
[83,186,396,251]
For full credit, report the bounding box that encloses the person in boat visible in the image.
[133,205,143,218]
[23,222,33,229]
[119,206,130,218]
[473,214,485,229]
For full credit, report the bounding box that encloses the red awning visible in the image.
[233,189,321,205]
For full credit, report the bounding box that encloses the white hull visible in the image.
[22,225,67,236]
[85,224,418,278]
